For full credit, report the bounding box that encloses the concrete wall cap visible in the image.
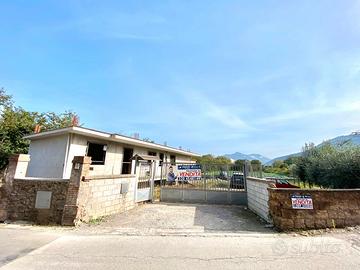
[72,156,92,164]
[9,154,31,162]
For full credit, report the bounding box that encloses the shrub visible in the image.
[294,143,360,188]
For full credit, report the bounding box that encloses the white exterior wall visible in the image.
[64,134,124,178]
[27,134,69,178]
[246,177,275,222]
[61,134,196,179]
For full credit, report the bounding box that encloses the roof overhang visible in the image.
[24,126,201,158]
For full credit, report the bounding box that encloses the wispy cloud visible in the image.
[31,8,171,41]
[180,90,251,130]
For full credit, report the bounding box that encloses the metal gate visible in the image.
[159,163,248,205]
[135,161,155,203]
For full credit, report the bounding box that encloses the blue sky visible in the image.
[1,1,360,158]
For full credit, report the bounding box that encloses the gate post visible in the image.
[227,164,231,204]
[243,162,249,192]
[150,160,155,202]
[61,156,91,226]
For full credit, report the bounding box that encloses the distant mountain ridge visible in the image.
[265,132,360,165]
[224,152,271,164]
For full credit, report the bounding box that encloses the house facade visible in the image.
[24,126,199,179]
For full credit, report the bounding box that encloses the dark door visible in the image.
[121,148,134,174]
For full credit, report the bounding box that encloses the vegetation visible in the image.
[292,143,360,189]
[0,88,79,169]
[196,154,232,165]
[264,142,360,189]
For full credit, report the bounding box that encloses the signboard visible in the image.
[177,164,202,181]
[291,194,313,209]
[35,191,52,209]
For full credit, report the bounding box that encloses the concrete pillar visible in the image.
[0,154,30,221]
[61,156,91,226]
[5,154,30,186]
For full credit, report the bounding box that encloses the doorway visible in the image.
[121,148,133,174]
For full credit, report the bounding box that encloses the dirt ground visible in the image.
[78,202,273,235]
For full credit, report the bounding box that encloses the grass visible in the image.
[88,216,107,225]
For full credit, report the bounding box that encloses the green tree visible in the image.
[250,159,262,171]
[0,88,79,169]
[293,143,360,188]
[0,88,12,108]
[234,159,246,168]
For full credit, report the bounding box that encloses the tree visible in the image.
[0,88,12,110]
[293,143,360,188]
[0,88,79,169]
[250,159,262,171]
[234,159,246,168]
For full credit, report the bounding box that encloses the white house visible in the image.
[24,126,200,179]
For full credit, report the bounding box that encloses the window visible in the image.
[159,153,164,166]
[148,151,157,156]
[170,155,176,165]
[122,148,133,174]
[87,142,107,165]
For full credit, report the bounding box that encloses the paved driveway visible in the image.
[79,203,273,235]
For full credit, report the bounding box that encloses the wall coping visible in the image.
[14,177,69,182]
[85,174,136,180]
[247,177,276,184]
[268,187,360,192]
[9,154,31,162]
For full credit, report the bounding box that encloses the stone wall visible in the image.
[2,154,139,226]
[246,177,275,222]
[7,179,69,224]
[269,188,360,231]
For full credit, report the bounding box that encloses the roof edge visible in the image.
[23,126,201,157]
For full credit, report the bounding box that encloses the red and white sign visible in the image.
[291,195,313,209]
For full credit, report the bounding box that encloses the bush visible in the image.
[294,143,360,188]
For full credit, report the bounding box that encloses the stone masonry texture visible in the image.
[268,188,360,231]
[7,179,69,224]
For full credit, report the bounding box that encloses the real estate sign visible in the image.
[177,164,202,181]
[291,194,313,209]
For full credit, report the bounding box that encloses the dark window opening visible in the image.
[148,151,157,156]
[122,148,133,174]
[159,153,164,166]
[87,143,107,165]
[170,155,176,165]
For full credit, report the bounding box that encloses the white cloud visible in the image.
[180,90,251,130]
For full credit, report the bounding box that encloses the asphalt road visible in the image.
[0,227,61,267]
[1,226,360,270]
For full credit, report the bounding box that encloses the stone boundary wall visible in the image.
[8,178,69,224]
[269,188,360,231]
[77,175,136,222]
[246,177,275,222]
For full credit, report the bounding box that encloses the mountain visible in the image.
[265,132,360,165]
[224,152,271,164]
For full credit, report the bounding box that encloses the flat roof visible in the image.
[24,126,200,157]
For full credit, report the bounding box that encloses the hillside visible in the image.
[265,132,360,165]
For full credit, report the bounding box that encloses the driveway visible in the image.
[78,202,273,235]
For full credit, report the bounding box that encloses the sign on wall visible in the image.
[35,191,52,209]
[177,164,202,181]
[291,194,313,209]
